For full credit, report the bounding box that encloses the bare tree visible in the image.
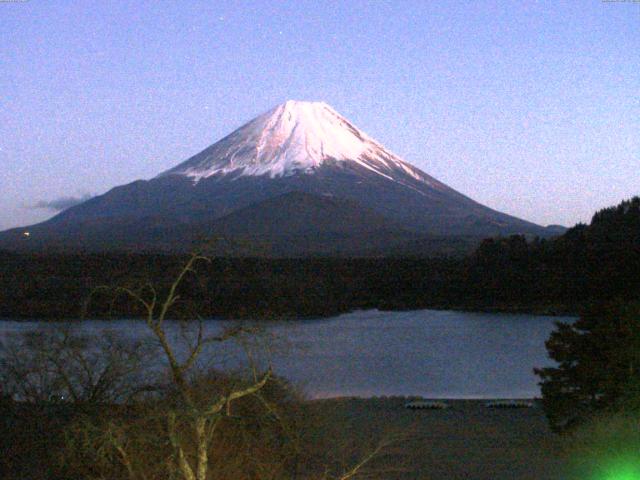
[0,326,154,404]
[77,253,279,480]
[2,253,398,479]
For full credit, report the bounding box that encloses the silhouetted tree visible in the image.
[535,299,640,432]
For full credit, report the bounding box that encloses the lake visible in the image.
[0,309,574,399]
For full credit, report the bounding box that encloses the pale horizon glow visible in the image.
[1,1,638,231]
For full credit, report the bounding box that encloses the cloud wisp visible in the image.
[32,194,94,212]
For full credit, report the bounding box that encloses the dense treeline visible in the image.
[531,200,640,436]
[535,299,640,432]
[0,253,460,319]
[462,196,640,311]
[1,197,639,320]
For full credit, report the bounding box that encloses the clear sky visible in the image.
[1,0,638,230]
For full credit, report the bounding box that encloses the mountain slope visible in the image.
[0,192,430,256]
[197,191,430,256]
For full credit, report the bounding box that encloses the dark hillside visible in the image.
[1,197,638,320]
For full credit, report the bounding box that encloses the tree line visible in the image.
[1,197,639,320]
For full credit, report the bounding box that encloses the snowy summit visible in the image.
[160,100,432,185]
[0,99,552,253]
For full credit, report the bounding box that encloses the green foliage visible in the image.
[535,300,640,432]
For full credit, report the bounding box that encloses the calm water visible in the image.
[1,309,574,399]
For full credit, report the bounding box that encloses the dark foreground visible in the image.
[308,397,564,480]
[1,396,565,479]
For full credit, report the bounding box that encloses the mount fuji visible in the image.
[0,100,554,255]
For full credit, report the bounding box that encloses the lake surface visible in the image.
[0,309,574,399]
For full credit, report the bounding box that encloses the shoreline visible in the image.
[0,304,578,322]
[308,395,541,402]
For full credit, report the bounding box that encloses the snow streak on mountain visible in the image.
[160,100,440,190]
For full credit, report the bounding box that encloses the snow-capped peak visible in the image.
[160,100,436,186]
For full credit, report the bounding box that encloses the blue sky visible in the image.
[1,0,638,230]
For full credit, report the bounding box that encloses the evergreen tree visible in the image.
[535,300,640,432]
